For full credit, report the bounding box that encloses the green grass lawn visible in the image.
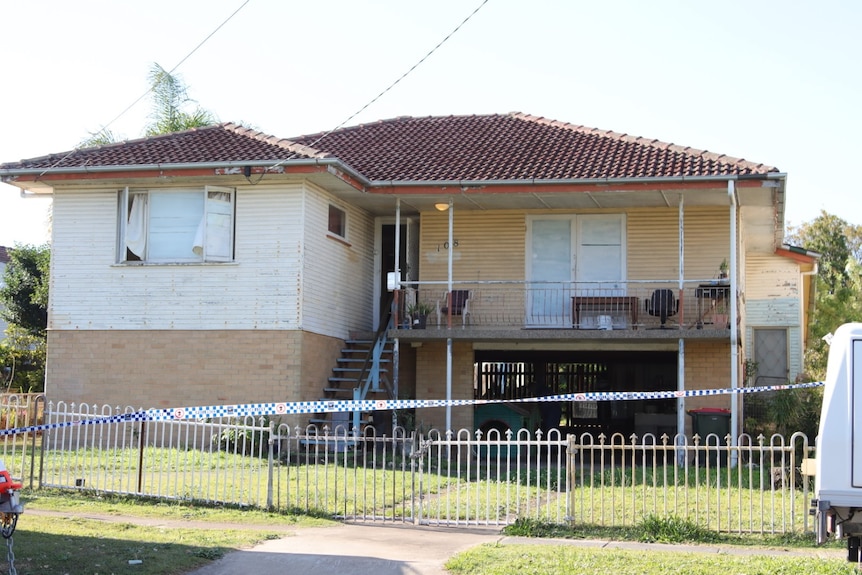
[1,490,850,575]
[5,489,335,575]
[9,515,274,575]
[31,443,815,533]
[445,544,854,575]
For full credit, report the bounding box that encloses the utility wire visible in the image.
[268,0,490,170]
[38,0,252,177]
[99,0,252,134]
[38,0,489,179]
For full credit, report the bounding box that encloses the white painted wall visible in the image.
[301,183,375,337]
[48,182,375,340]
[744,254,806,380]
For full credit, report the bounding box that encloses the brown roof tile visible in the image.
[0,124,319,171]
[0,113,778,182]
[291,113,776,180]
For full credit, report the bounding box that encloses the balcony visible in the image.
[391,280,731,341]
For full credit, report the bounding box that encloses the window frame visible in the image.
[327,204,347,240]
[752,327,790,384]
[117,186,235,264]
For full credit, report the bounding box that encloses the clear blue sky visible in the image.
[1,0,859,247]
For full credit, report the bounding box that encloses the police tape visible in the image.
[0,381,824,437]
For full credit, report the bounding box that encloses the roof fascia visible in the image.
[0,158,371,193]
[776,245,821,264]
[2,157,787,198]
[367,173,786,195]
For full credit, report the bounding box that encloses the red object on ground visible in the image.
[0,469,22,493]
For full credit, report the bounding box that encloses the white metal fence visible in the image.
[0,393,44,489]
[0,397,816,534]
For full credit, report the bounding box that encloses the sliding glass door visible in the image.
[527,214,625,327]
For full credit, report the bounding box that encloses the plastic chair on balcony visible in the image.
[645,288,678,329]
[436,290,473,327]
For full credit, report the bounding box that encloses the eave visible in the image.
[1,158,786,217]
[776,245,820,265]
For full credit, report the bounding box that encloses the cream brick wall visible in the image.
[414,341,474,432]
[683,340,734,436]
[46,329,343,428]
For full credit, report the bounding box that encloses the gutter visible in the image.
[0,157,373,191]
[367,172,787,189]
[779,244,821,261]
[2,158,786,191]
[0,157,347,177]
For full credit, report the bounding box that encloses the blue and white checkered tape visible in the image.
[0,381,823,437]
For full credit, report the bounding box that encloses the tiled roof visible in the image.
[0,113,777,182]
[292,113,777,181]
[0,124,320,171]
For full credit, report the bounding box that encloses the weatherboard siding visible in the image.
[232,184,304,329]
[417,206,732,283]
[300,183,375,338]
[743,254,805,380]
[48,184,327,332]
[627,207,731,281]
[49,190,125,329]
[419,210,526,282]
[746,255,801,300]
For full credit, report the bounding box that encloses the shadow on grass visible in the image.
[5,517,281,575]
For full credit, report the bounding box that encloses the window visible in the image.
[328,205,346,238]
[118,186,234,263]
[753,328,789,384]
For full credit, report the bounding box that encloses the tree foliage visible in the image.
[144,63,216,136]
[79,128,121,149]
[0,244,50,335]
[786,211,862,380]
[1,244,50,392]
[0,325,46,392]
[79,63,217,146]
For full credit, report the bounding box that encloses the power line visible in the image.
[38,0,252,178]
[38,0,490,180]
[267,0,490,171]
[100,0,252,133]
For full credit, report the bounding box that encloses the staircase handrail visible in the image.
[355,293,395,401]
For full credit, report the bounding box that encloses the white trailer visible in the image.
[812,322,862,561]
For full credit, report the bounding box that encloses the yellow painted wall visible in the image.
[418,207,732,283]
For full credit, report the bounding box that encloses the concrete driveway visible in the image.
[186,521,845,575]
[186,522,503,575]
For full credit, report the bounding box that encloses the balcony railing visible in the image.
[393,279,731,331]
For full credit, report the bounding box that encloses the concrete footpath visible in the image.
[186,521,846,575]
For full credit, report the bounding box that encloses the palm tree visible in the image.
[145,63,216,136]
[78,128,120,148]
[79,63,217,147]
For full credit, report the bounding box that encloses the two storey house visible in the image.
[0,113,817,442]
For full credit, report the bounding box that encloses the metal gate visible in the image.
[270,425,569,526]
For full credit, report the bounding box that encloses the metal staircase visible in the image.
[309,299,396,437]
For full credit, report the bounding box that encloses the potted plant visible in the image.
[713,298,729,328]
[407,301,433,329]
[718,258,729,281]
